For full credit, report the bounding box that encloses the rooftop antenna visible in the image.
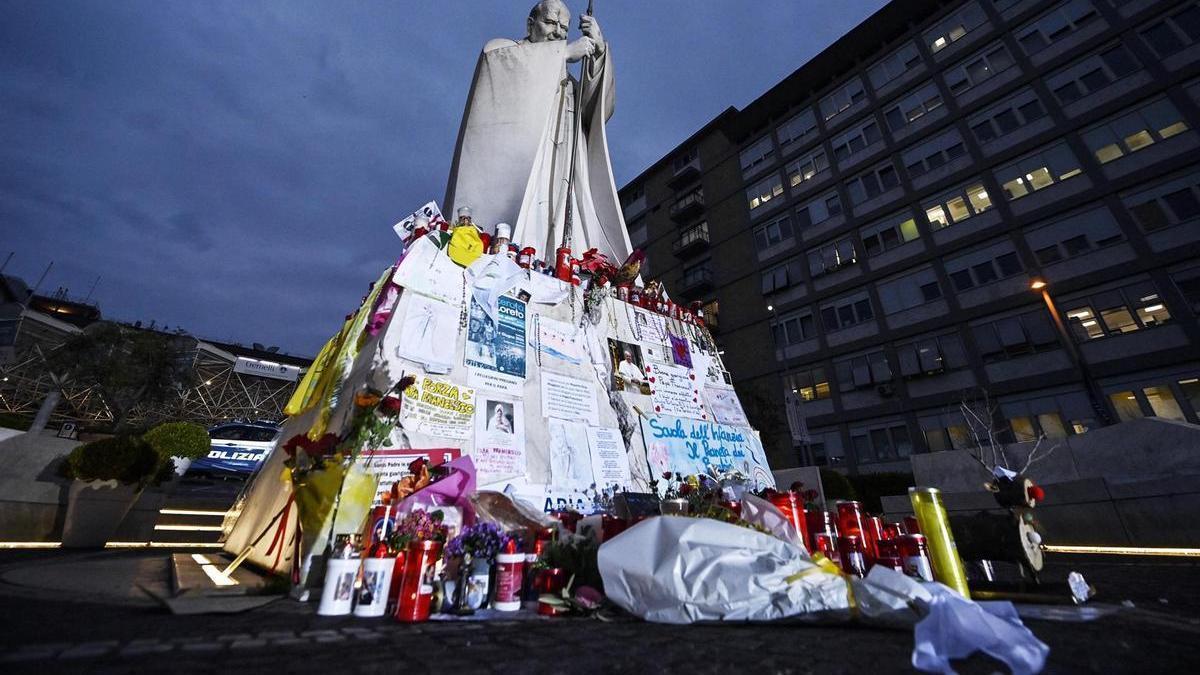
[0,252,13,274]
[25,261,53,308]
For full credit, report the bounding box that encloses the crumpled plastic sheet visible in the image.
[913,584,1049,675]
[598,516,1049,674]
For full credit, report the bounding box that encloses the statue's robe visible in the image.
[444,39,631,263]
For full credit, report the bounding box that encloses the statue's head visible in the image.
[526,0,569,42]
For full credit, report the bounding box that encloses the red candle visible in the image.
[384,550,408,616]
[882,523,903,541]
[768,492,810,550]
[600,514,627,541]
[806,509,837,554]
[865,515,885,565]
[875,538,904,573]
[815,532,841,568]
[535,567,569,616]
[903,515,921,535]
[839,535,868,577]
[394,540,442,623]
[836,501,866,539]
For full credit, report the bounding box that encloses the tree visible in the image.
[47,322,197,431]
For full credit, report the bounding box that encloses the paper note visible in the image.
[473,397,526,485]
[540,371,600,426]
[646,362,705,420]
[548,419,595,490]
[587,426,631,490]
[704,385,750,427]
[392,295,459,374]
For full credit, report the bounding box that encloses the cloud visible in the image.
[0,0,885,357]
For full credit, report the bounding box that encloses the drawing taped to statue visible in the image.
[609,338,650,395]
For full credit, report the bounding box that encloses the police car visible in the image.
[187,420,281,478]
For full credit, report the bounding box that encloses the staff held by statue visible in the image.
[555,0,595,281]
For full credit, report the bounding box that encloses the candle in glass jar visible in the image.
[806,509,837,554]
[768,491,810,550]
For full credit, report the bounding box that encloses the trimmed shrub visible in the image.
[819,468,857,502]
[143,422,210,460]
[59,435,171,487]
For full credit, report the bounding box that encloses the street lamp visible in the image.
[1030,278,1112,427]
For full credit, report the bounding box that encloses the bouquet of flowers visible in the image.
[445,522,510,563]
[387,508,449,553]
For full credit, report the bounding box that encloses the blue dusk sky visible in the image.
[0,0,886,356]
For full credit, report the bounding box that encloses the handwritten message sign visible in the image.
[704,385,750,427]
[639,414,775,490]
[400,376,476,439]
[360,448,462,504]
[473,397,526,485]
[646,362,705,420]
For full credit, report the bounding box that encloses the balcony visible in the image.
[678,266,714,296]
[667,151,701,189]
[622,193,647,221]
[672,222,710,258]
[669,189,705,222]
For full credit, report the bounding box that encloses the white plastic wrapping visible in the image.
[912,584,1048,675]
[598,516,850,624]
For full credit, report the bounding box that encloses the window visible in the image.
[771,311,817,346]
[786,147,830,189]
[1026,207,1124,264]
[1124,172,1200,232]
[681,261,712,288]
[740,136,774,178]
[884,82,944,132]
[945,241,1024,291]
[677,221,709,249]
[777,108,818,153]
[761,258,805,294]
[1110,390,1146,421]
[923,180,993,229]
[944,43,1015,96]
[1180,377,1200,418]
[818,77,867,122]
[753,214,793,252]
[1047,44,1141,106]
[878,267,942,314]
[860,211,920,256]
[903,128,968,178]
[1062,281,1173,341]
[1144,385,1187,421]
[795,191,842,230]
[747,173,783,213]
[868,41,922,89]
[835,351,893,391]
[995,143,1082,200]
[846,161,900,206]
[672,146,698,173]
[807,237,857,277]
[1016,0,1101,56]
[1139,3,1200,59]
[1081,97,1190,165]
[850,424,912,462]
[1173,266,1200,311]
[830,119,882,164]
[972,310,1061,361]
[925,3,987,54]
[896,332,968,377]
[968,88,1047,143]
[820,292,875,331]
[785,367,831,402]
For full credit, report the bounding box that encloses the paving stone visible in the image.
[180,641,224,652]
[229,639,269,650]
[2,649,59,662]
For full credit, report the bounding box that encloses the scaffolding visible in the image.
[0,310,306,430]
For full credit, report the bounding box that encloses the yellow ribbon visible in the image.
[785,552,858,617]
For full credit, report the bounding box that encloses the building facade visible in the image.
[619,0,1200,473]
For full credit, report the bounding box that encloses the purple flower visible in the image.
[574,585,604,610]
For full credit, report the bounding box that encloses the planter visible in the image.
[61,479,144,548]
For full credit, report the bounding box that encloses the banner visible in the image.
[639,414,775,490]
[400,376,476,439]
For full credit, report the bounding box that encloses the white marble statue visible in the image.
[444,0,631,263]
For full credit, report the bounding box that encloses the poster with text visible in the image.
[465,295,526,394]
[704,385,750,427]
[359,448,462,504]
[540,371,600,425]
[646,362,705,420]
[548,419,596,490]
[400,376,476,439]
[587,426,631,490]
[638,414,775,491]
[473,397,526,485]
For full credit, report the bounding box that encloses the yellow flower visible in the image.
[686,474,700,488]
[355,391,382,408]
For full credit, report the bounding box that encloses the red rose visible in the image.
[679,483,693,496]
[409,457,428,475]
[662,471,674,480]
[1029,485,1046,503]
[380,396,403,414]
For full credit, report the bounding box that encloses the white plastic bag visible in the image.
[912,584,1049,675]
[598,516,850,624]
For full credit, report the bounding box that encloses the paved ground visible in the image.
[0,549,1198,673]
